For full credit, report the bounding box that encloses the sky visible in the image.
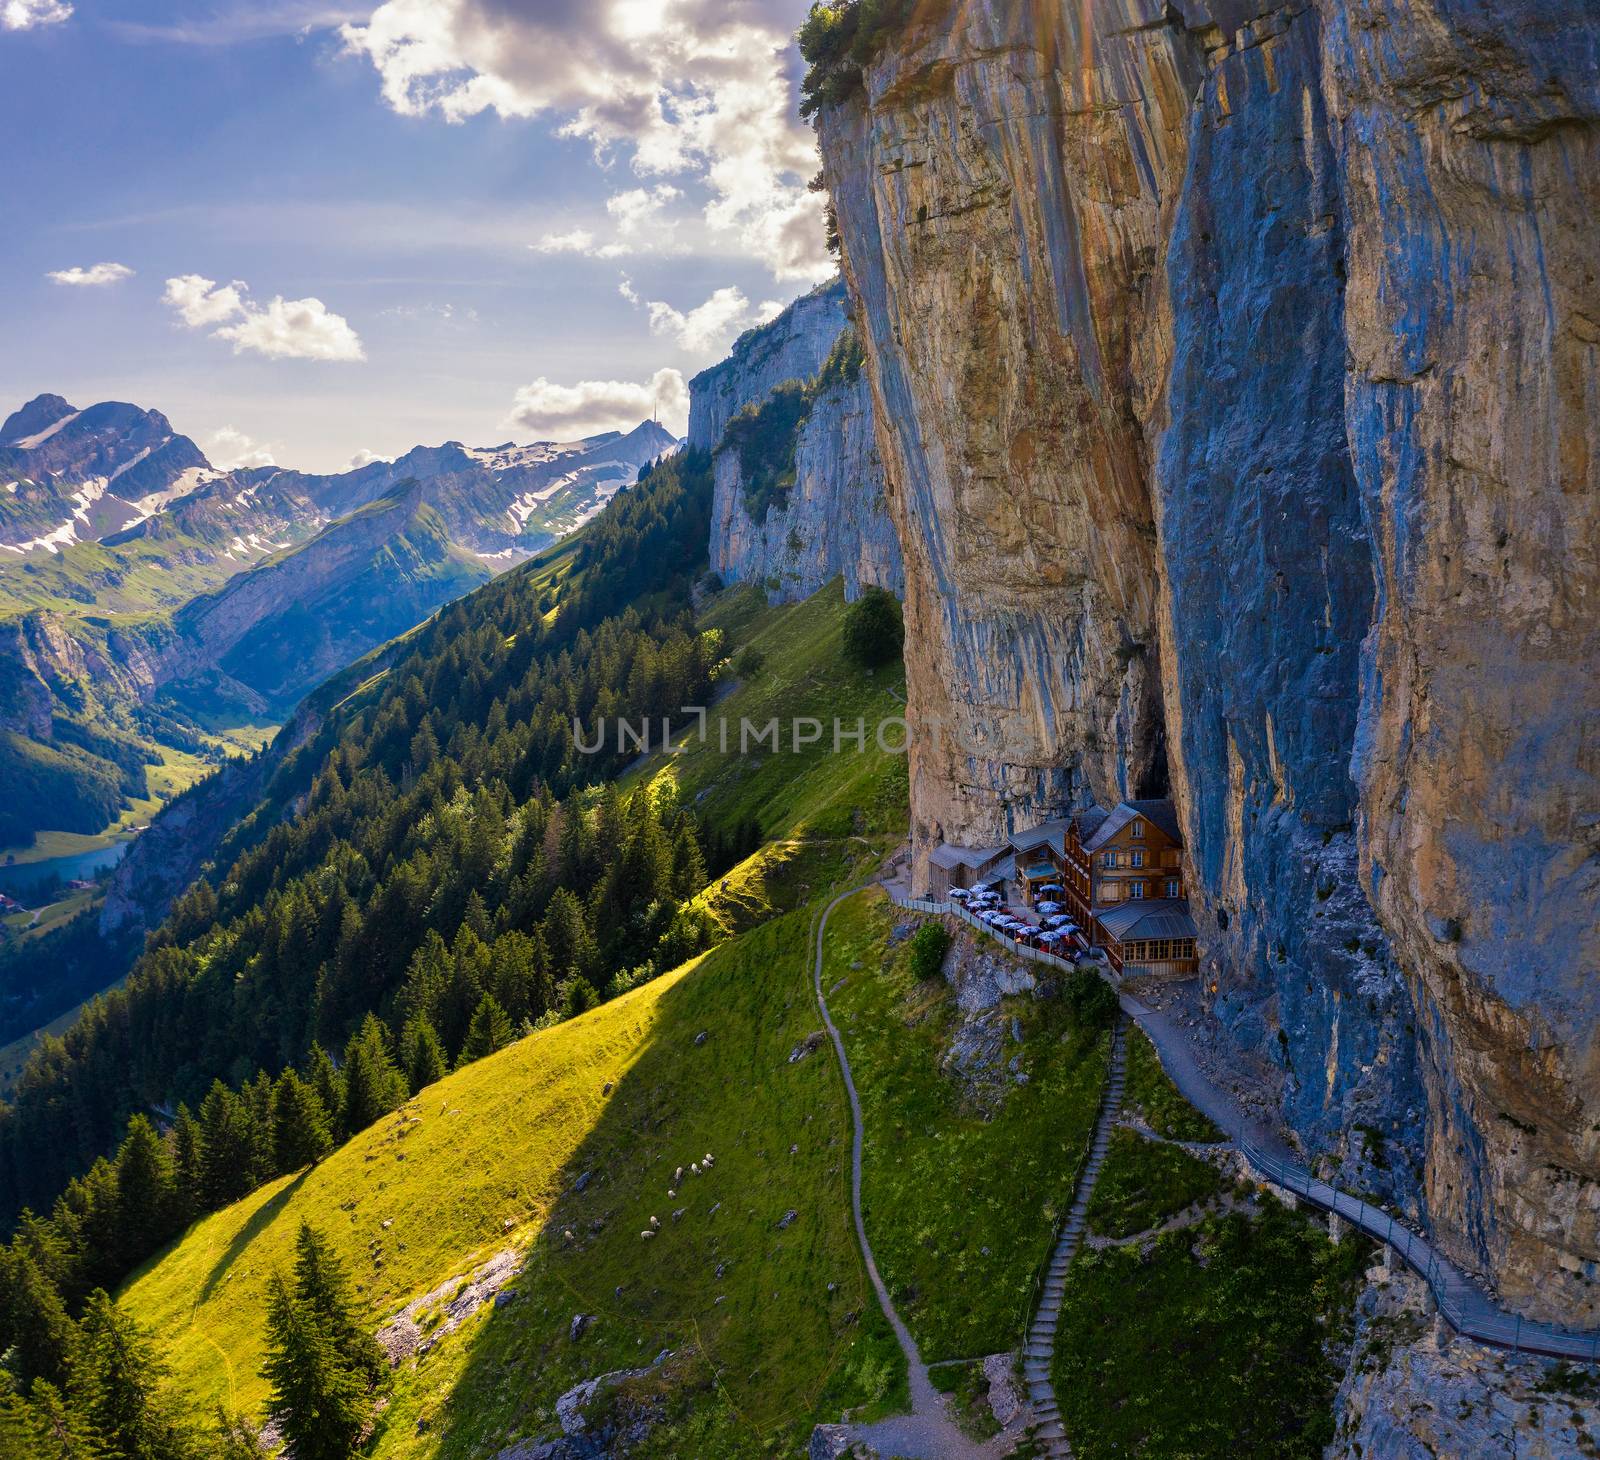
[0,0,828,472]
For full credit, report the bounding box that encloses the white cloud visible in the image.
[340,0,831,282]
[506,367,688,440]
[347,448,388,470]
[47,262,133,287]
[206,426,276,470]
[2,0,72,31]
[163,273,365,362]
[533,227,596,255]
[627,282,784,356]
[164,274,249,328]
[607,184,680,237]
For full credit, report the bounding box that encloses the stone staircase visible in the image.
[1022,1015,1128,1458]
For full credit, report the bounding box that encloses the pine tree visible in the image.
[340,1016,406,1134]
[168,1107,203,1227]
[71,1291,196,1460]
[670,815,708,900]
[239,1071,277,1184]
[113,1118,178,1268]
[260,1275,368,1460]
[271,1072,333,1173]
[459,994,514,1066]
[541,888,597,983]
[304,1045,346,1143]
[0,1378,99,1460]
[623,791,673,910]
[396,930,451,1031]
[212,1410,268,1460]
[440,925,491,1055]
[0,1247,75,1391]
[398,1015,446,1095]
[289,1222,386,1390]
[460,890,492,943]
[197,1083,256,1210]
[486,930,542,1024]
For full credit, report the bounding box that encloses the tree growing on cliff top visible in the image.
[843,587,904,670]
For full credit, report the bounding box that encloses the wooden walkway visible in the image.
[885,887,1600,1367]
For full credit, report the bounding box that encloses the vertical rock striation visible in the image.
[819,1,1208,878]
[697,285,904,604]
[812,0,1600,1317]
[1156,2,1420,1187]
[708,366,903,603]
[1318,0,1600,1319]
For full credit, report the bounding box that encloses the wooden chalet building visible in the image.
[921,797,1198,978]
[1060,799,1198,976]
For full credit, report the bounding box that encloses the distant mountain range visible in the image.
[0,393,678,850]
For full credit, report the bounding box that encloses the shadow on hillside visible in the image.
[200,1168,311,1303]
[427,896,904,1452]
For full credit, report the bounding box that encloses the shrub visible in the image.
[734,646,766,679]
[1065,968,1118,1031]
[908,921,951,981]
[843,587,904,669]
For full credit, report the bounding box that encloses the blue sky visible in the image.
[1,0,825,471]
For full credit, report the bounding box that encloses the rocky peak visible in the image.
[0,392,76,444]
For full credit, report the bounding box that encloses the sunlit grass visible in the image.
[825,890,1108,1360]
[121,910,906,1456]
[637,580,909,845]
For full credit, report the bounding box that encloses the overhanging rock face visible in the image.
[814,0,1600,1323]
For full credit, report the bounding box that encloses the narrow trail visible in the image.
[1021,1016,1127,1458]
[811,885,1014,1460]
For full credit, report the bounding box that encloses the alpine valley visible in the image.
[0,393,675,853]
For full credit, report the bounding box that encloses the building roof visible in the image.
[1082,798,1182,853]
[1072,805,1111,842]
[928,842,1006,871]
[1093,898,1198,945]
[981,854,1015,887]
[1008,818,1071,857]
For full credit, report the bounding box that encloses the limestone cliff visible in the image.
[688,280,851,452]
[697,287,904,604]
[813,0,1599,1320]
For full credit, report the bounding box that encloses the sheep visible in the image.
[649,1215,660,1229]
[691,1163,701,1176]
[674,1166,684,1184]
[640,1230,655,1240]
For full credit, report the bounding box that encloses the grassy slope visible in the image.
[120,909,906,1457]
[118,577,917,1455]
[1124,1025,1226,1142]
[638,581,909,848]
[825,891,1108,1361]
[1084,1128,1226,1240]
[1056,1027,1370,1458]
